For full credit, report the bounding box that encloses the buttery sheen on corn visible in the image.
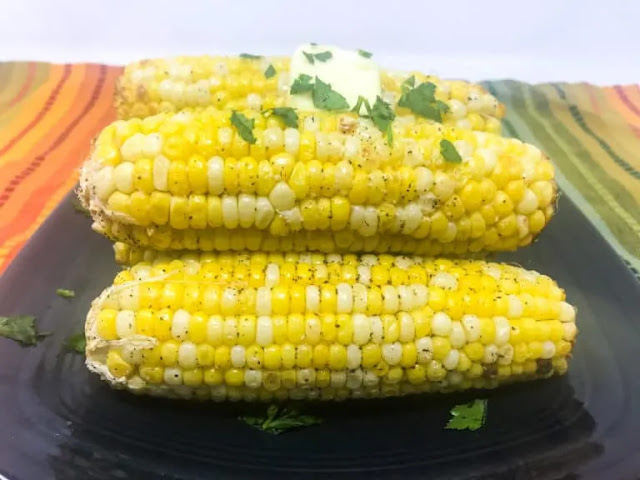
[115,55,504,133]
[85,252,577,401]
[79,107,556,256]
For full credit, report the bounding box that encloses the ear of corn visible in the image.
[79,107,556,256]
[116,55,504,134]
[85,252,576,402]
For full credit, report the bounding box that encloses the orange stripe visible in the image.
[0,65,71,157]
[0,65,119,270]
[2,62,37,111]
[0,65,107,208]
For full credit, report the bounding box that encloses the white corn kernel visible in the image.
[94,166,116,201]
[237,194,256,228]
[432,312,452,336]
[370,316,383,343]
[497,344,514,365]
[269,181,296,211]
[507,295,523,318]
[416,337,433,363]
[164,367,183,385]
[256,316,274,345]
[178,341,197,368]
[230,345,246,368]
[430,272,458,290]
[559,302,576,322]
[113,162,135,194]
[115,310,135,338]
[347,345,362,369]
[207,157,225,195]
[336,283,353,314]
[153,155,170,191]
[352,314,370,345]
[305,285,320,313]
[398,312,415,342]
[256,287,272,316]
[462,315,480,342]
[381,285,399,314]
[264,264,280,287]
[255,196,275,229]
[443,349,460,370]
[493,316,511,346]
[449,321,466,348]
[352,284,368,312]
[483,344,499,364]
[171,309,190,340]
[382,342,402,365]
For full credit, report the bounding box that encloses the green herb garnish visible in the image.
[358,49,372,58]
[56,288,75,298]
[440,139,462,163]
[445,399,487,431]
[402,75,416,93]
[290,74,314,94]
[313,51,332,62]
[351,96,395,145]
[0,315,50,346]
[230,111,257,144]
[239,53,262,60]
[264,64,276,79]
[239,405,323,434]
[398,81,445,122]
[303,51,316,64]
[312,77,349,111]
[65,333,86,353]
[264,107,298,128]
[302,51,333,64]
[370,96,395,146]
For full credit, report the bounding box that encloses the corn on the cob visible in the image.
[116,55,504,133]
[85,252,576,401]
[79,107,556,255]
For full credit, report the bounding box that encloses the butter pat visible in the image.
[289,44,381,111]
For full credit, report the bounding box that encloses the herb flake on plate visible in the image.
[239,405,323,434]
[0,315,50,346]
[446,399,487,431]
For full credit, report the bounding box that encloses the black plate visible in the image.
[1,191,640,480]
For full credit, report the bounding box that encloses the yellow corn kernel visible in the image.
[106,350,133,378]
[97,309,118,340]
[139,366,164,384]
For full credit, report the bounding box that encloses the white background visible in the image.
[0,0,638,84]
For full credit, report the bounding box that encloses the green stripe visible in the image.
[552,84,640,180]
[489,80,640,262]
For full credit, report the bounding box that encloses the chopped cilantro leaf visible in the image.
[264,107,298,128]
[230,111,257,144]
[65,333,86,354]
[303,51,316,64]
[446,399,487,431]
[398,81,445,122]
[0,315,49,346]
[402,75,416,93]
[313,51,332,62]
[440,139,463,163]
[370,96,396,146]
[239,405,323,434]
[358,49,373,58]
[264,64,276,79]
[56,288,75,298]
[312,77,349,111]
[290,74,314,94]
[239,53,262,60]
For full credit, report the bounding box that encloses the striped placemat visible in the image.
[0,61,638,275]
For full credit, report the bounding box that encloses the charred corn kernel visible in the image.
[86,253,575,400]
